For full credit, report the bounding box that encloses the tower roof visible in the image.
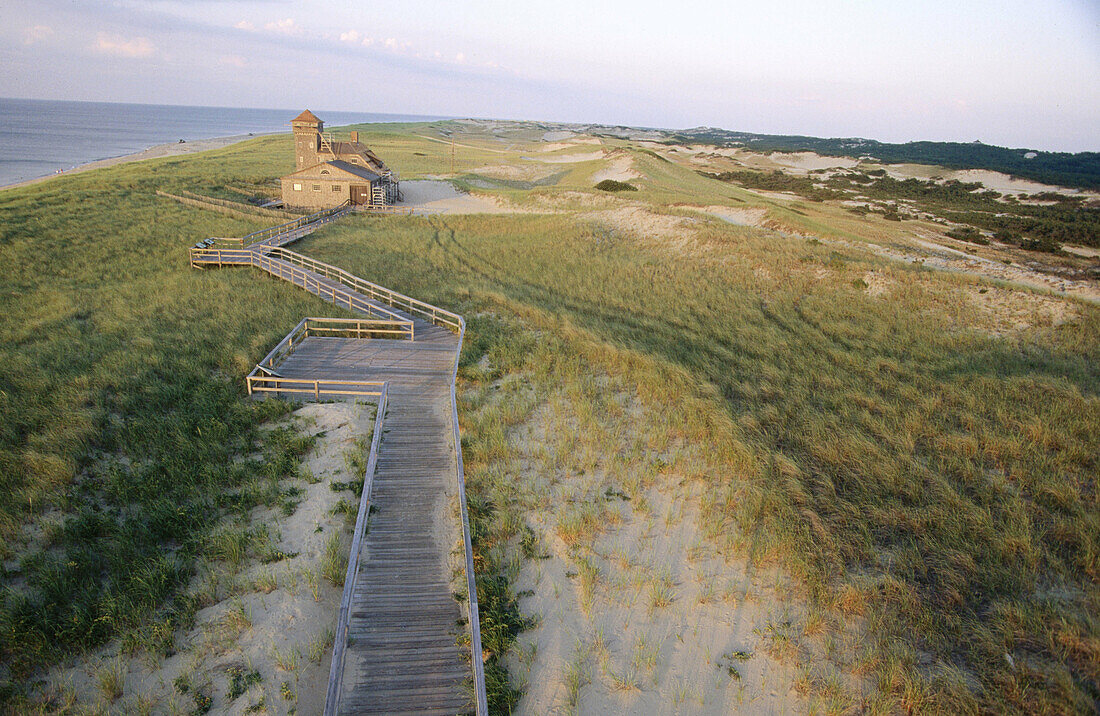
[291,109,322,125]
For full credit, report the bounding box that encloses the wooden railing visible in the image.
[189,246,253,267]
[198,202,351,249]
[323,385,388,716]
[450,315,488,716]
[252,316,310,373]
[250,252,412,324]
[249,317,412,373]
[246,375,386,399]
[244,316,404,397]
[245,201,350,246]
[266,247,463,331]
[353,204,414,216]
[189,247,437,329]
[301,316,413,340]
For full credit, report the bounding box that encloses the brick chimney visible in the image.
[350,131,359,143]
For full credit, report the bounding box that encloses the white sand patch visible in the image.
[766,151,860,174]
[41,402,374,714]
[525,151,606,164]
[505,397,814,715]
[400,179,517,214]
[862,270,894,298]
[692,205,769,227]
[880,164,1095,197]
[951,169,1089,196]
[531,190,618,212]
[961,285,1081,336]
[742,187,802,203]
[472,164,557,182]
[591,206,699,241]
[814,230,1100,303]
[537,142,577,152]
[1064,245,1100,258]
[879,163,948,182]
[542,130,576,142]
[587,206,706,257]
[591,156,641,184]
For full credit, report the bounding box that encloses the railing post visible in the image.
[314,380,320,399]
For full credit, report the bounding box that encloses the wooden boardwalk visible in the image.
[188,210,486,715]
[281,331,471,714]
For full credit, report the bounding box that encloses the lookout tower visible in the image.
[291,109,323,171]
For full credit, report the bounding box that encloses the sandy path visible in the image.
[525,150,605,164]
[400,179,518,214]
[0,133,275,192]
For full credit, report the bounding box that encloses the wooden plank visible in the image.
[190,220,484,715]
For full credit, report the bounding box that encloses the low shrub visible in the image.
[1020,236,1062,253]
[595,179,637,192]
[945,226,990,245]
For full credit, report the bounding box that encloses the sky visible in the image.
[1,0,1098,152]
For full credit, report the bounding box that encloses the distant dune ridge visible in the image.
[671,126,1100,190]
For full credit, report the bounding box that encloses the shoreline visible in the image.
[0,131,281,192]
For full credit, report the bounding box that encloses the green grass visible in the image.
[0,135,357,701]
[0,123,1096,712]
[295,204,1099,712]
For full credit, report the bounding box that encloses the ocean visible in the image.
[0,97,446,187]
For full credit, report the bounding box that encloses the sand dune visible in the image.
[526,150,606,164]
[400,179,517,214]
[591,155,641,183]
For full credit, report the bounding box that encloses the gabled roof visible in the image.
[291,109,322,124]
[328,160,380,181]
[329,142,388,172]
[282,160,379,182]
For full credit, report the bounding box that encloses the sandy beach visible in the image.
[0,132,277,192]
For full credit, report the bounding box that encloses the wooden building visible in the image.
[280,110,400,210]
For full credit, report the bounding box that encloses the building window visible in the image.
[312,184,321,192]
[332,184,341,192]
[293,183,302,191]
[320,169,330,175]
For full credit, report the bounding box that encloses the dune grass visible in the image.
[0,137,357,699]
[296,207,1099,712]
[0,123,1096,712]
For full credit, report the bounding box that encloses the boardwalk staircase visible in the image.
[189,208,487,715]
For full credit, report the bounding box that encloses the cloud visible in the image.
[330,29,497,73]
[94,33,155,58]
[220,54,247,68]
[263,18,300,35]
[234,20,255,31]
[23,25,54,46]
